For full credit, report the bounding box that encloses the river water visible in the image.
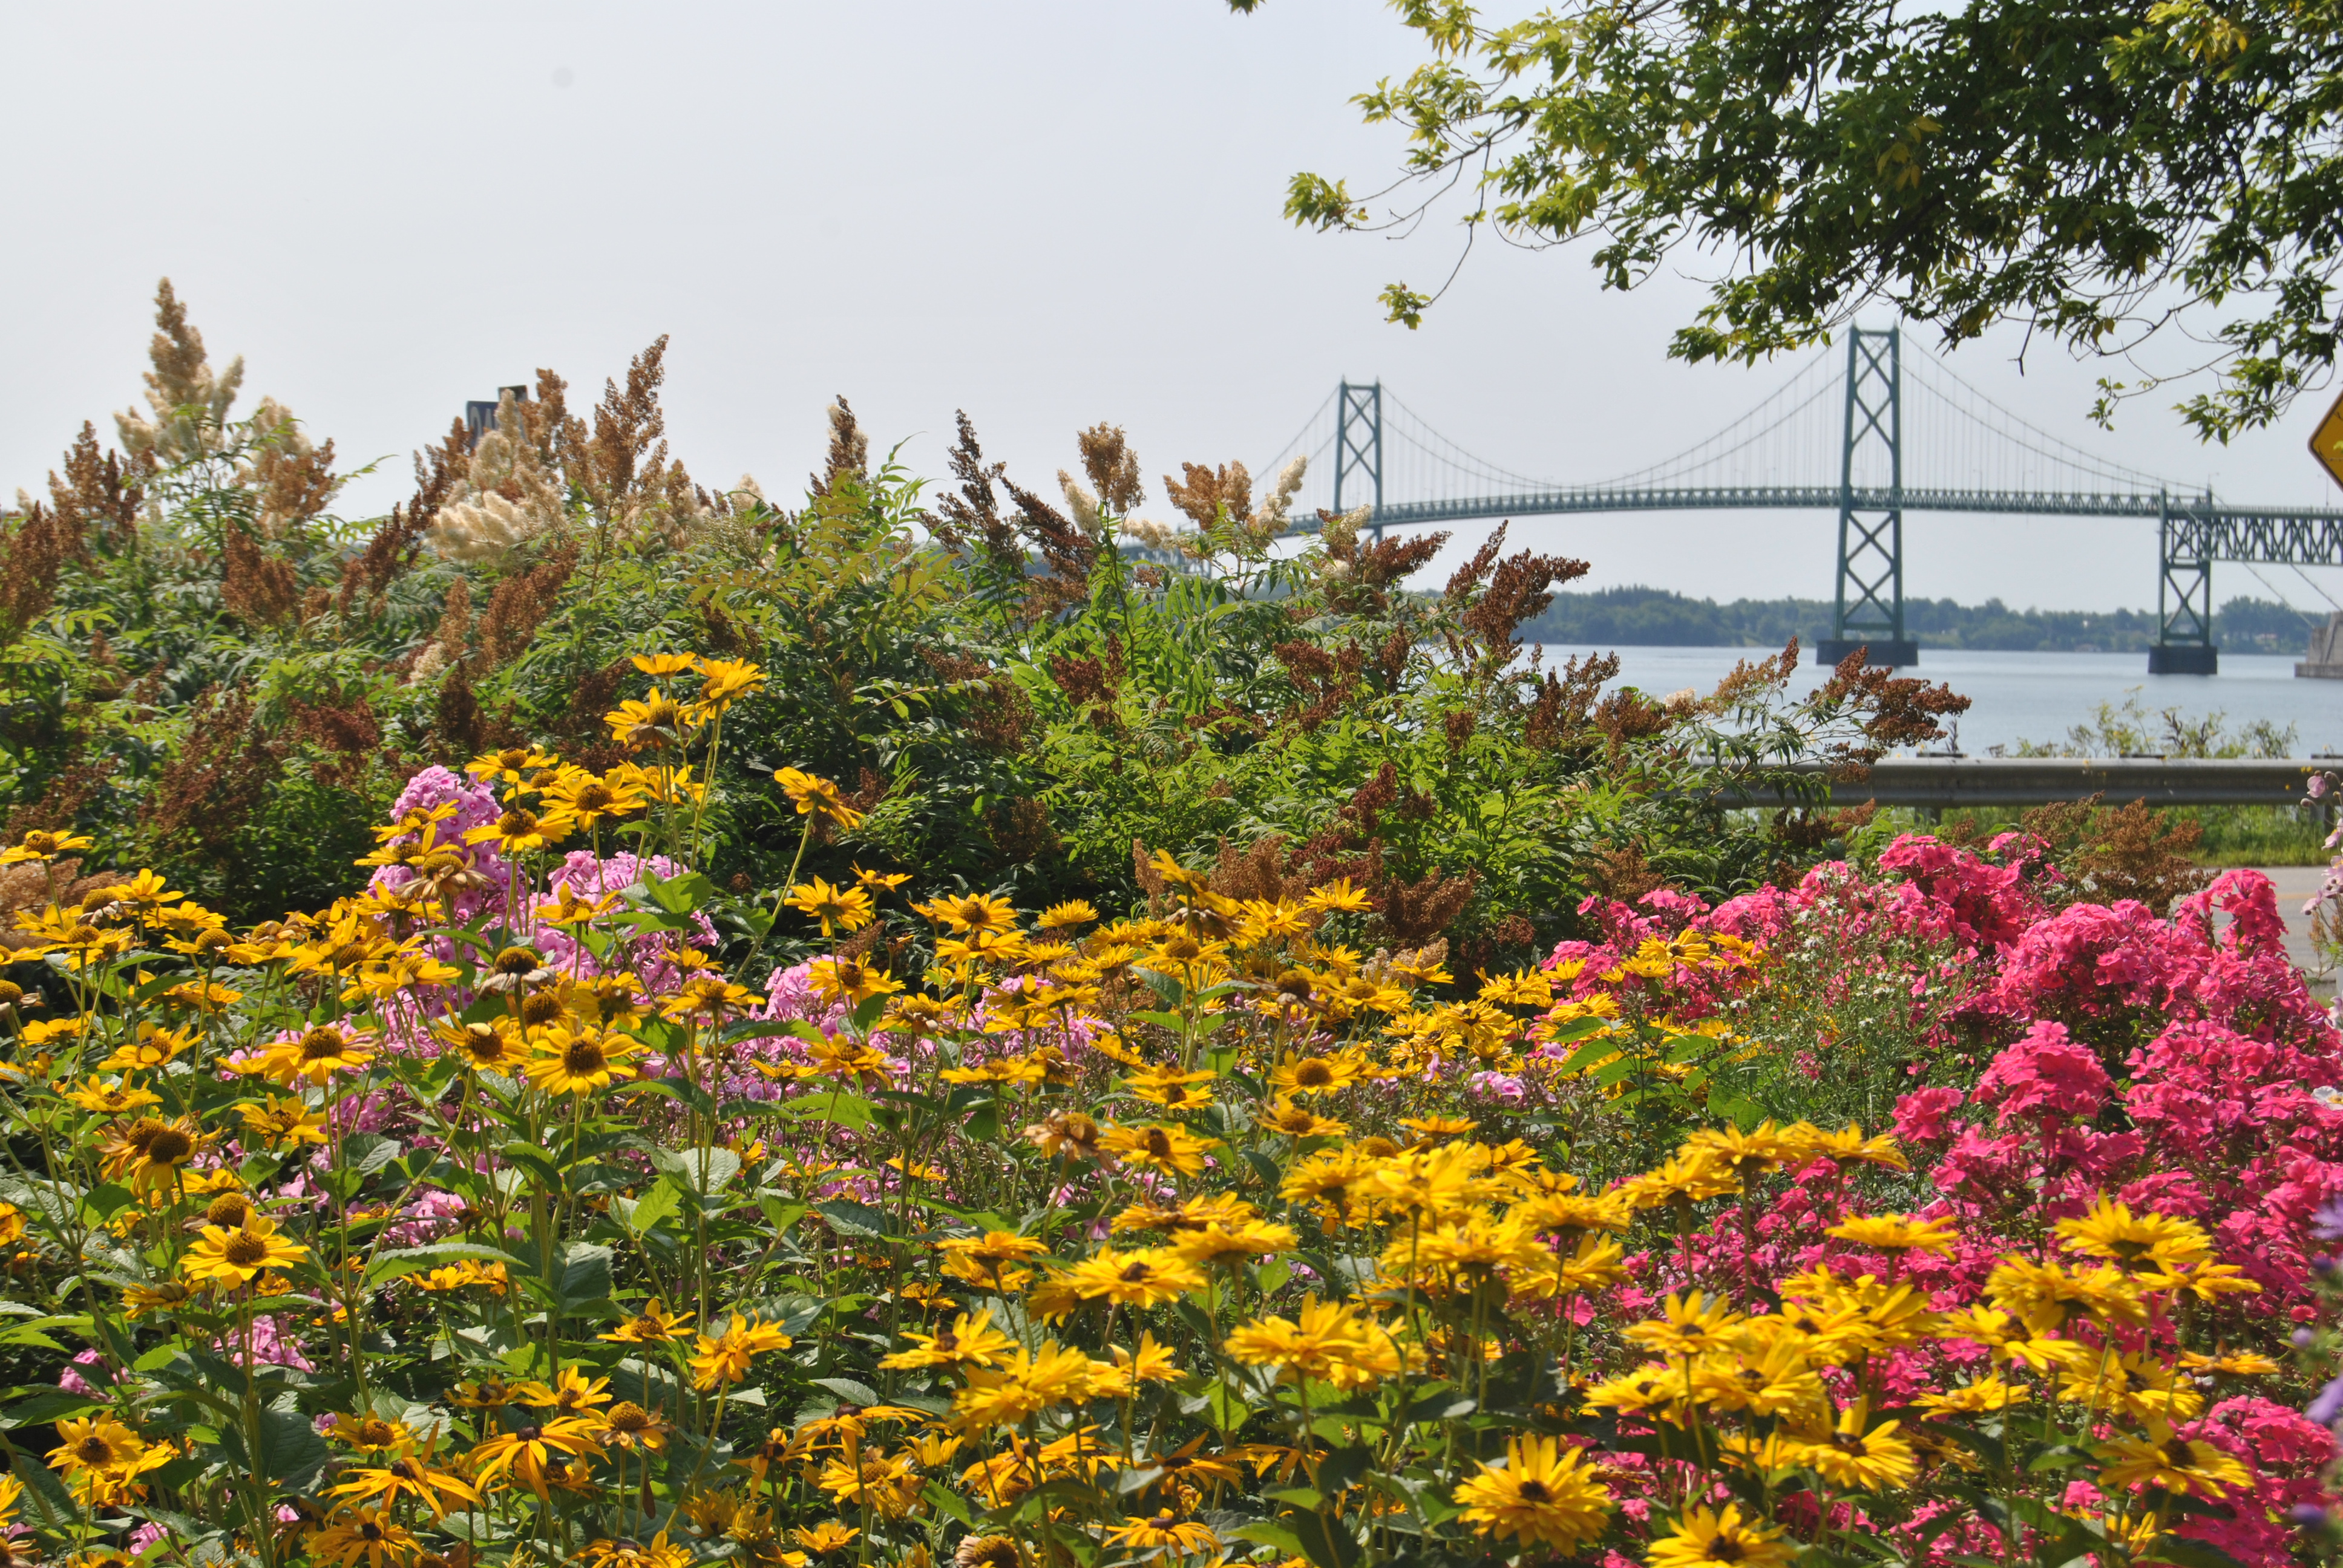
[1529,645,2343,757]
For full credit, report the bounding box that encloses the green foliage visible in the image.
[1243,0,2343,437]
[1,285,1962,961]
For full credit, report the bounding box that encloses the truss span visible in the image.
[1344,488,2343,547]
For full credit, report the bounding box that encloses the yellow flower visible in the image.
[1035,899,1099,930]
[1098,1122,1216,1178]
[693,656,767,713]
[692,1315,795,1388]
[1269,1052,1364,1097]
[1915,1377,2032,1415]
[1103,1515,1218,1556]
[582,1533,691,1568]
[631,652,701,677]
[308,1505,420,1568]
[1058,1246,1206,1308]
[523,1025,646,1096]
[783,878,877,937]
[464,805,569,854]
[0,828,94,863]
[1623,1291,1745,1359]
[879,1309,1017,1371]
[540,765,650,832]
[774,767,862,831]
[1304,877,1374,913]
[600,1298,696,1344]
[806,955,903,1007]
[2094,1422,2253,1497]
[182,1215,310,1288]
[1647,1506,1795,1568]
[255,1025,377,1086]
[467,745,559,786]
[1782,1401,1919,1491]
[606,688,700,750]
[791,1522,860,1555]
[2056,1197,2217,1278]
[1224,1296,1406,1390]
[47,1415,147,1478]
[327,1436,480,1519]
[100,1114,211,1192]
[237,1094,330,1148]
[949,1342,1099,1430]
[1453,1434,1613,1552]
[58,1077,163,1116]
[1826,1212,1960,1256]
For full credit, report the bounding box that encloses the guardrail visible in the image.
[1722,757,2325,810]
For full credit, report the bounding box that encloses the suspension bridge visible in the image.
[1261,327,2343,673]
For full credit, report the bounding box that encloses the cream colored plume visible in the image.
[1256,454,1308,535]
[1058,471,1103,538]
[424,391,566,563]
[116,283,244,468]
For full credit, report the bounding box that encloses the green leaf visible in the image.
[816,1198,897,1240]
[1288,1508,1362,1568]
[1230,1521,1307,1558]
[557,1244,615,1312]
[656,1146,740,1196]
[813,1376,880,1406]
[256,1406,331,1489]
[0,1389,96,1429]
[2145,1540,2253,1568]
[624,1178,684,1234]
[923,1481,975,1527]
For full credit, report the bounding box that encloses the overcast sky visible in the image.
[5,1,2340,615]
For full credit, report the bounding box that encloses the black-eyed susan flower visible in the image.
[182,1214,310,1288]
[1453,1433,1614,1553]
[1646,1504,1795,1568]
[522,1025,645,1096]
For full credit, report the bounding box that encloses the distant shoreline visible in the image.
[1522,585,2319,656]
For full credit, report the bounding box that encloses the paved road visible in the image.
[2244,864,2333,991]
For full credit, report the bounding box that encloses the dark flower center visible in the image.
[563,1039,607,1075]
[146,1128,194,1163]
[223,1231,270,1267]
[300,1029,348,1062]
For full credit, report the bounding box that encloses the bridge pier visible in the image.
[1816,638,1920,668]
[2151,491,2219,674]
[2148,644,2220,675]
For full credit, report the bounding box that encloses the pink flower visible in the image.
[1976,1021,2111,1124]
[1891,1086,1965,1145]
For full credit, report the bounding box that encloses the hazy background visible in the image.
[4,0,2339,615]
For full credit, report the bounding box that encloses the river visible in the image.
[1529,645,2343,756]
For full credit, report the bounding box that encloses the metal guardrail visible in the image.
[1722,757,2324,810]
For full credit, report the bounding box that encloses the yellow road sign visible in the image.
[2314,387,2343,493]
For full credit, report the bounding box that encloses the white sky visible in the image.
[5,0,2341,616]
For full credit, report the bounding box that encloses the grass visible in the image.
[1875,803,2335,866]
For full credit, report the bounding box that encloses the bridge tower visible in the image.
[2149,494,2219,673]
[1334,381,1384,543]
[1818,327,1919,667]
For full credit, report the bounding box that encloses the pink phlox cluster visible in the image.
[536,850,717,993]
[1974,1021,2111,1125]
[383,1187,468,1248]
[1876,833,2043,950]
[367,766,509,920]
[2174,1398,2335,1567]
[2179,869,2291,957]
[218,1314,315,1373]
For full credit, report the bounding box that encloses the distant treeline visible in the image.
[1520,587,2321,653]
